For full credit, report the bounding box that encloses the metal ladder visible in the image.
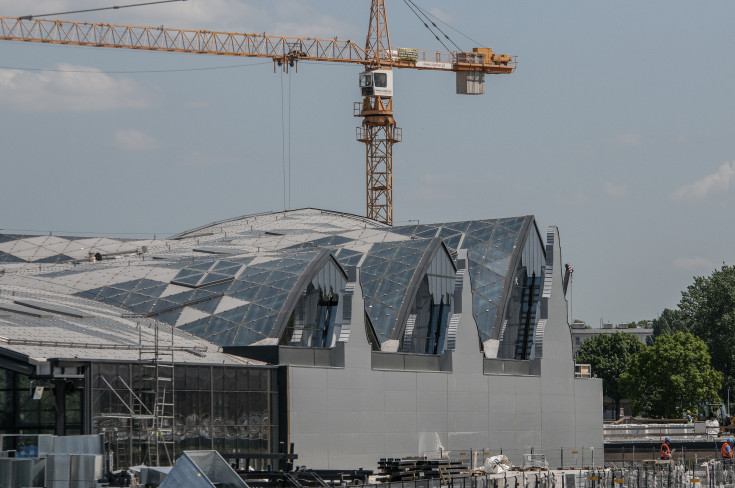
[138,320,175,467]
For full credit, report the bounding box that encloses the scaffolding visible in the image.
[138,319,175,467]
[96,318,175,468]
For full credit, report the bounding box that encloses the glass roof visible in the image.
[78,251,322,347]
[359,238,437,343]
[390,216,533,343]
[0,210,538,350]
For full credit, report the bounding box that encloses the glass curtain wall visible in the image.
[405,249,455,354]
[0,368,82,437]
[281,260,346,347]
[91,363,279,469]
[499,230,546,359]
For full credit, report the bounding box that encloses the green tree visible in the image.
[620,332,722,418]
[575,332,644,419]
[678,264,735,399]
[649,308,688,345]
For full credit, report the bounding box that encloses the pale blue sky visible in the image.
[2,1,734,326]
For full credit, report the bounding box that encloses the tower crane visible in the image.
[0,0,515,225]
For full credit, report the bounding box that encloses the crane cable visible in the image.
[401,0,460,52]
[0,61,272,75]
[19,0,187,20]
[280,70,293,211]
[409,2,487,48]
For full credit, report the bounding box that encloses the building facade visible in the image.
[0,209,603,469]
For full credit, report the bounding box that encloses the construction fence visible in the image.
[360,460,735,488]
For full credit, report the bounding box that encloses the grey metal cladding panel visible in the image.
[279,347,320,366]
[403,354,441,371]
[371,352,407,370]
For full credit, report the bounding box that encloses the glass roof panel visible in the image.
[243,305,277,325]
[211,260,242,272]
[198,281,234,294]
[483,245,509,263]
[246,318,275,336]
[148,299,178,314]
[467,224,495,242]
[127,300,156,315]
[373,278,403,298]
[487,256,511,276]
[215,305,251,324]
[179,316,212,338]
[156,290,196,306]
[467,247,485,263]
[502,217,526,233]
[490,225,518,241]
[442,234,462,252]
[206,327,238,347]
[189,297,220,314]
[253,292,287,312]
[266,277,299,292]
[369,244,399,260]
[493,236,518,254]
[461,236,485,250]
[198,274,233,287]
[111,280,141,292]
[379,293,404,309]
[171,273,204,287]
[442,221,472,234]
[124,292,154,307]
[388,225,419,236]
[187,261,217,272]
[233,326,265,346]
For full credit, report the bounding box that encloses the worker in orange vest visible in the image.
[722,438,734,459]
[660,437,671,460]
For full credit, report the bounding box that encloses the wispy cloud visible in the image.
[0,64,151,111]
[670,161,735,203]
[562,192,588,205]
[113,130,162,151]
[673,256,713,271]
[270,1,354,38]
[427,8,455,24]
[604,182,628,199]
[617,133,643,146]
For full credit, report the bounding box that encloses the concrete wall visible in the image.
[287,226,603,470]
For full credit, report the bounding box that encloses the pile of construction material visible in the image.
[376,457,470,482]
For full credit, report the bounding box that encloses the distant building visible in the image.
[571,320,653,419]
[571,321,653,356]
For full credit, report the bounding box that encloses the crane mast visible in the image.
[0,3,515,226]
[356,0,399,225]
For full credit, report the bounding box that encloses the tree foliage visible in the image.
[620,332,722,418]
[678,264,735,397]
[576,332,644,419]
[649,308,688,345]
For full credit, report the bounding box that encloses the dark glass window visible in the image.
[374,72,388,87]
